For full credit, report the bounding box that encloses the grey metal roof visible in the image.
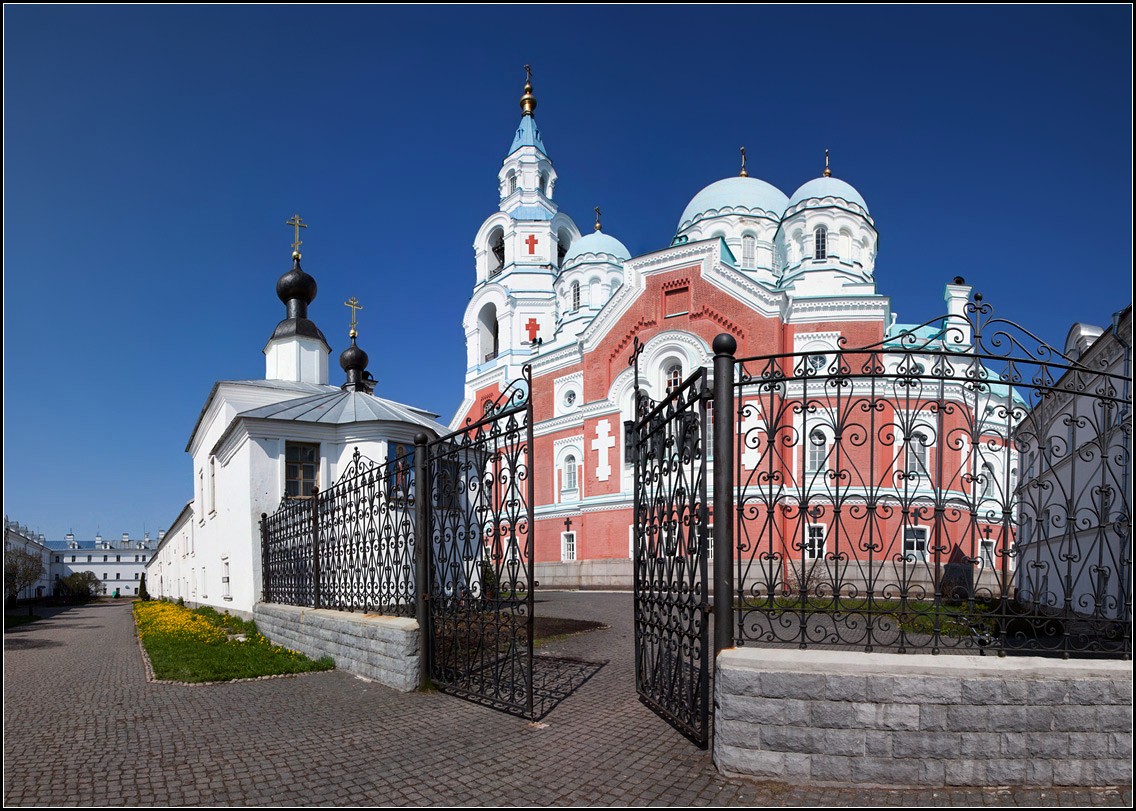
[186,380,343,450]
[238,390,449,434]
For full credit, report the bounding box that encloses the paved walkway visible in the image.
[4,595,1130,806]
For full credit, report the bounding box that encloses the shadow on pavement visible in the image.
[531,655,606,721]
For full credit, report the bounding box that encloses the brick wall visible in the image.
[715,647,1132,787]
[254,603,419,692]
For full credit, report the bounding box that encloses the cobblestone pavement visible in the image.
[4,594,1131,806]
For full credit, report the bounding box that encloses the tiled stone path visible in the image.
[4,594,1130,806]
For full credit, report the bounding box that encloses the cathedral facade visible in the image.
[455,75,991,587]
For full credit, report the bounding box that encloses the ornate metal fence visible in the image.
[630,337,712,748]
[426,369,536,716]
[262,447,417,617]
[728,300,1131,658]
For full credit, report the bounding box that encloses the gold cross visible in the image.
[286,214,308,254]
[740,146,748,177]
[594,206,602,232]
[344,296,363,338]
[823,149,831,177]
[524,64,532,83]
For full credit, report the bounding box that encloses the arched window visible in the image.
[741,234,756,268]
[538,171,547,195]
[665,362,683,393]
[981,463,996,500]
[478,302,499,362]
[488,228,505,277]
[571,282,581,312]
[814,226,828,260]
[507,171,517,195]
[563,454,578,492]
[807,428,828,473]
[905,431,929,475]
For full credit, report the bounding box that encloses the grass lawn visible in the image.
[134,601,333,683]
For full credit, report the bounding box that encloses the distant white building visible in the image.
[1014,306,1132,620]
[149,239,447,616]
[47,531,160,597]
[4,517,52,600]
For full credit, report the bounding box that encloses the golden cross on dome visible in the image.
[286,214,308,255]
[344,296,363,338]
[524,64,532,84]
[823,149,831,177]
[740,146,748,177]
[594,206,602,231]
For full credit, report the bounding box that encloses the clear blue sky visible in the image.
[4,6,1132,542]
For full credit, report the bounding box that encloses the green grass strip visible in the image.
[134,600,333,683]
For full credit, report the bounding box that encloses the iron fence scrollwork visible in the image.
[631,334,712,748]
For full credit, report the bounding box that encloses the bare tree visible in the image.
[4,546,45,606]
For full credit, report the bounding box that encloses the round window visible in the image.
[563,390,577,408]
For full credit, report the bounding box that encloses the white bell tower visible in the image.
[464,68,581,389]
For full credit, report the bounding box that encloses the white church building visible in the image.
[149,241,447,615]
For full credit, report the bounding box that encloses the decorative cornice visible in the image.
[690,305,744,339]
[608,316,659,363]
[678,205,782,234]
[552,435,585,454]
[661,276,692,292]
[782,197,875,227]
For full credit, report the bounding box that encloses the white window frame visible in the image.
[805,523,826,560]
[905,430,930,476]
[814,226,827,260]
[806,428,829,474]
[561,531,577,562]
[741,234,756,268]
[562,454,578,494]
[903,526,929,562]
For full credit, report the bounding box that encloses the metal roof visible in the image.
[238,390,449,434]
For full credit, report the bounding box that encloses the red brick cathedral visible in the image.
[455,73,994,587]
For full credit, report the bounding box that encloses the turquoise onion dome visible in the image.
[563,231,630,264]
[787,176,869,214]
[677,176,789,233]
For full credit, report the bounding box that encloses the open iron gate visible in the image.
[630,338,713,748]
[423,368,538,718]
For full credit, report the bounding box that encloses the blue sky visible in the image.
[4,6,1132,541]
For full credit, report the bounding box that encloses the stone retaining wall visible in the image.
[254,603,418,692]
[715,647,1132,788]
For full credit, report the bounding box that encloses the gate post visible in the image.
[413,432,431,690]
[311,486,321,610]
[260,512,270,603]
[712,333,737,655]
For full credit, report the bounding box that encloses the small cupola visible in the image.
[264,215,331,385]
[339,296,375,393]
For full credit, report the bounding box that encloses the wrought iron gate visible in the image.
[424,368,537,717]
[630,338,712,748]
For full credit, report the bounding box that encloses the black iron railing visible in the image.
[718,300,1131,658]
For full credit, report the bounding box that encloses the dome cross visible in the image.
[286,214,308,257]
[344,296,363,339]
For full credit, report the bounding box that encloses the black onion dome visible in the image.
[276,257,318,305]
[339,339,369,373]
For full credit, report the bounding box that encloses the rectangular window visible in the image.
[561,531,576,562]
[805,524,826,560]
[903,527,929,562]
[223,560,231,600]
[981,539,995,569]
[664,286,690,317]
[209,456,217,515]
[285,442,320,498]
